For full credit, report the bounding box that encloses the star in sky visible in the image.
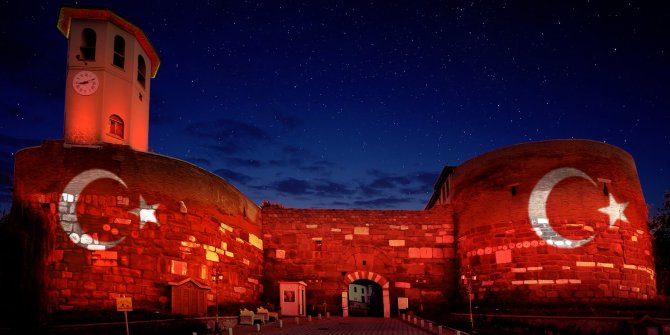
[128,195,160,229]
[598,194,629,228]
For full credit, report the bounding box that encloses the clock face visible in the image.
[72,71,99,96]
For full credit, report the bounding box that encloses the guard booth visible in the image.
[279,281,307,316]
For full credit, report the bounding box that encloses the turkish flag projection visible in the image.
[530,167,626,248]
[14,141,264,313]
[451,140,655,302]
[60,169,160,250]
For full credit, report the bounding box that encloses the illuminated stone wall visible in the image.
[448,140,656,302]
[262,206,457,314]
[9,138,657,317]
[13,140,263,313]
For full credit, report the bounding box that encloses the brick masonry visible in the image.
[448,140,656,302]
[13,141,263,313]
[262,206,457,313]
[9,139,657,317]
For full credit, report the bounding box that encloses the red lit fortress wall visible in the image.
[450,140,655,303]
[262,206,457,314]
[13,140,263,313]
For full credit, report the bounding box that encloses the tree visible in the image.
[650,193,670,295]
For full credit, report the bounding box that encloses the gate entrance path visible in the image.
[234,316,438,335]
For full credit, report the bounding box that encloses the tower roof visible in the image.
[57,6,161,78]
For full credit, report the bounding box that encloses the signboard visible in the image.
[398,297,408,310]
[116,296,133,312]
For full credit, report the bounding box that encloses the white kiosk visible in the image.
[278,281,307,317]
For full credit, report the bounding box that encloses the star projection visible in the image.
[129,195,160,229]
[598,193,629,228]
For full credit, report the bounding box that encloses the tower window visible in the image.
[113,35,125,69]
[137,55,147,88]
[80,28,96,60]
[109,115,124,138]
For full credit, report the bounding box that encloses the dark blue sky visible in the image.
[1,1,668,213]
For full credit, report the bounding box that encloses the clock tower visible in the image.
[57,6,160,152]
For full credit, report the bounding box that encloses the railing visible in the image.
[400,313,470,335]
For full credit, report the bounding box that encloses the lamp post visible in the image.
[460,267,476,332]
[211,266,224,333]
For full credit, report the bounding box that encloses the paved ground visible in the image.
[230,317,436,335]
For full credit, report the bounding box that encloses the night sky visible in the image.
[1,1,668,213]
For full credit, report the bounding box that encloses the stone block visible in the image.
[67,298,89,306]
[131,254,158,271]
[576,261,596,267]
[81,281,97,291]
[51,278,68,289]
[406,263,426,275]
[395,282,411,288]
[102,275,124,283]
[420,247,432,258]
[495,250,511,264]
[63,251,87,265]
[407,248,421,258]
[206,250,219,262]
[354,227,369,235]
[389,240,405,247]
[92,250,118,260]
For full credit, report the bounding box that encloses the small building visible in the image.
[278,281,307,317]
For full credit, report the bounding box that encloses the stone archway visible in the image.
[342,271,390,318]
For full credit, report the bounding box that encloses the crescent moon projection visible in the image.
[59,169,127,250]
[528,167,597,248]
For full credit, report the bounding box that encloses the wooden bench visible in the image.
[256,307,278,322]
[240,308,265,325]
[206,318,238,334]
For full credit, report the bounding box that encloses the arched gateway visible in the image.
[342,271,390,318]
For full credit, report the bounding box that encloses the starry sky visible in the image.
[0,1,668,214]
